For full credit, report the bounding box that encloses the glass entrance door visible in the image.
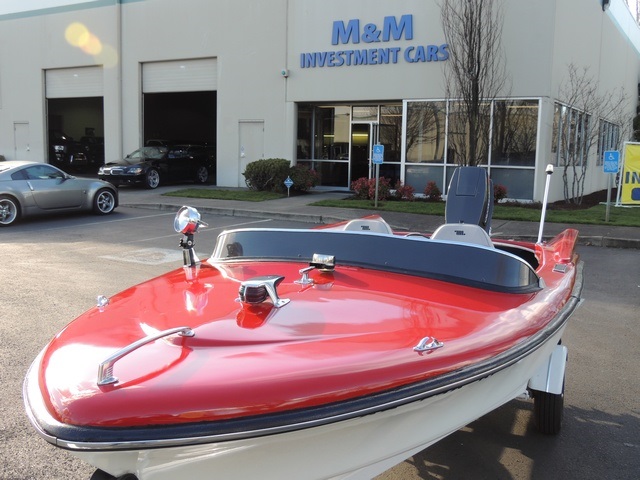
[350,122,379,184]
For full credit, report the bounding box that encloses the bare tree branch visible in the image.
[440,0,510,166]
[557,64,629,204]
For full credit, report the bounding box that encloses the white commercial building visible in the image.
[1,0,639,201]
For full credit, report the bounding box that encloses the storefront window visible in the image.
[405,101,446,164]
[379,105,402,185]
[352,106,378,121]
[405,165,444,193]
[314,106,350,160]
[552,102,590,168]
[296,105,351,187]
[297,106,312,160]
[380,105,402,162]
[597,119,620,165]
[447,101,490,166]
[490,168,534,200]
[491,100,538,166]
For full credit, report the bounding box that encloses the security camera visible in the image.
[281,69,289,78]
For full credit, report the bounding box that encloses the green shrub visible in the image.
[243,159,320,193]
[289,165,320,192]
[243,158,291,192]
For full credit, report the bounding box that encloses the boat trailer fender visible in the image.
[527,344,568,395]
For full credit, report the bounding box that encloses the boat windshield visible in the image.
[210,229,540,294]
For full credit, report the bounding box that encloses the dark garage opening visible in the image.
[47,97,104,174]
[143,91,217,183]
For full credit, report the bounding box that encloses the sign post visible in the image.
[284,176,294,197]
[372,144,384,208]
[603,150,619,222]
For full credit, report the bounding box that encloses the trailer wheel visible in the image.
[533,381,564,435]
[90,470,138,480]
[90,470,114,480]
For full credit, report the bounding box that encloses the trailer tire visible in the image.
[533,382,564,435]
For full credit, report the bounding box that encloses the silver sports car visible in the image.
[0,161,118,226]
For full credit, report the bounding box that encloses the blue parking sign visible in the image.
[372,144,384,164]
[603,150,619,173]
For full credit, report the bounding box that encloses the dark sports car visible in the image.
[68,136,105,172]
[0,161,118,226]
[98,145,213,189]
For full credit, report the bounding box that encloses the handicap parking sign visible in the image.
[372,144,384,164]
[603,150,619,173]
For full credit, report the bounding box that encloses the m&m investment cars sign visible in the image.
[300,14,449,69]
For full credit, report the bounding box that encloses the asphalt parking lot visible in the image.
[0,207,638,480]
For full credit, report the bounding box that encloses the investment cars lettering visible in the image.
[300,14,449,69]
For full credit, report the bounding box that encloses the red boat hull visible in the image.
[24,219,582,479]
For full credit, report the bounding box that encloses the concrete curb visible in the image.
[493,234,640,249]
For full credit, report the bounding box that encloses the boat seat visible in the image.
[343,218,394,234]
[431,223,494,248]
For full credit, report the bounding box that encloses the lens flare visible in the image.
[65,21,119,68]
[65,22,89,47]
[81,33,102,55]
[95,44,119,69]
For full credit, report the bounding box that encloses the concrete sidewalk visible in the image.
[118,185,640,249]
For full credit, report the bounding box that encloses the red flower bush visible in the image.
[424,181,442,202]
[393,180,415,201]
[494,184,507,203]
[351,176,391,201]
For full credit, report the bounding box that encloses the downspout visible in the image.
[117,0,123,159]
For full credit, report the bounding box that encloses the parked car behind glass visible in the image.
[98,145,213,189]
[0,161,118,226]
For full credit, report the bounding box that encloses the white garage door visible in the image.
[142,58,217,93]
[45,66,103,98]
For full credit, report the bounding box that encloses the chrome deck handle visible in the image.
[97,326,195,386]
[413,336,444,354]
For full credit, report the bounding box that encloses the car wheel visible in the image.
[145,168,160,189]
[93,189,116,215]
[0,195,20,226]
[195,165,209,184]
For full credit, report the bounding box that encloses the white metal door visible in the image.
[238,120,265,186]
[13,122,30,160]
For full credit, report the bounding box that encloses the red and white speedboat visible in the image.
[24,167,583,480]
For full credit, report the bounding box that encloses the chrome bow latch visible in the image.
[413,336,444,354]
[238,275,290,308]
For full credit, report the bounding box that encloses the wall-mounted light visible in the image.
[280,69,289,78]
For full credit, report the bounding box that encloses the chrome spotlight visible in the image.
[174,206,208,267]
